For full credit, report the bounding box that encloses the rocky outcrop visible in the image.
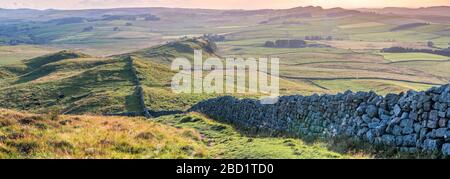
[190,84,450,157]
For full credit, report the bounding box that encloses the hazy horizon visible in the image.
[1,0,450,10]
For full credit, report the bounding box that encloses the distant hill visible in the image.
[0,7,208,21]
[123,38,218,65]
[358,6,450,17]
[1,6,448,22]
[24,50,91,69]
[0,6,376,22]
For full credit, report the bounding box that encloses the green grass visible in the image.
[313,79,433,95]
[23,50,91,69]
[0,108,372,159]
[392,61,450,78]
[0,45,59,66]
[381,52,449,62]
[156,113,368,159]
[338,22,386,29]
[0,109,207,159]
[217,36,447,94]
[3,35,446,116]
[350,30,444,43]
[0,38,225,115]
[143,87,219,112]
[0,54,137,114]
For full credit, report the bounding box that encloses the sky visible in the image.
[0,0,449,10]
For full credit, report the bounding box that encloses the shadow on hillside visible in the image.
[14,70,54,84]
[125,89,141,112]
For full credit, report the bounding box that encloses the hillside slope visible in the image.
[0,54,138,114]
[1,37,440,115]
[0,108,206,159]
[0,108,366,159]
[0,38,220,115]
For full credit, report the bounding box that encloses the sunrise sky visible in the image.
[1,0,449,10]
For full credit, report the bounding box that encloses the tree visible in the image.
[275,40,289,48]
[264,41,275,48]
[427,41,434,48]
[289,40,306,48]
[83,26,94,32]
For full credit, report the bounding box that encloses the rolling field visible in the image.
[380,52,449,62]
[0,45,60,65]
[213,16,449,94]
[312,79,433,95]
[2,15,449,99]
[0,6,449,108]
[218,39,448,94]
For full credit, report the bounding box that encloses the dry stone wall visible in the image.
[125,56,182,118]
[190,84,450,156]
[128,56,152,118]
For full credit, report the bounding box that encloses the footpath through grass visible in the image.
[156,113,370,159]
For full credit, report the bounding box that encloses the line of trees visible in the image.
[381,46,450,57]
[304,36,333,41]
[203,34,226,42]
[264,40,306,48]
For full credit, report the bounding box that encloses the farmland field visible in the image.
[0,45,59,65]
[380,52,449,62]
[2,9,449,97]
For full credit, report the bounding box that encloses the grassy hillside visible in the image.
[1,36,447,114]
[0,45,60,65]
[0,108,207,159]
[156,113,368,159]
[0,108,367,159]
[23,50,91,69]
[0,55,137,114]
[2,7,449,55]
[0,38,224,115]
[124,38,218,65]
[2,7,448,96]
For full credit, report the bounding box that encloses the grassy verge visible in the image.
[155,113,369,159]
[0,109,207,159]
